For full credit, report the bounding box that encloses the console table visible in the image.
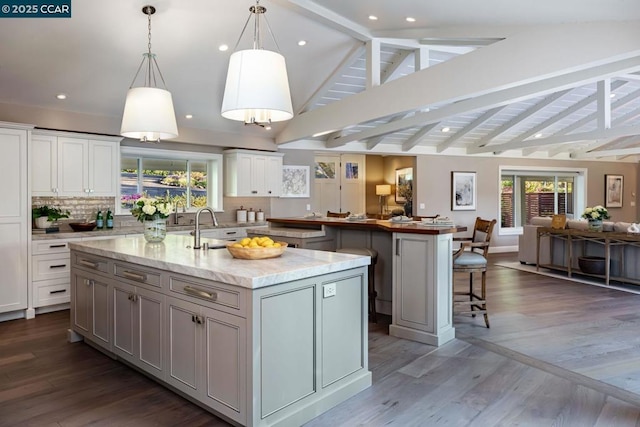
[536,227,640,285]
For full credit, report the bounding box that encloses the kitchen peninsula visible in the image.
[254,217,467,346]
[68,234,371,427]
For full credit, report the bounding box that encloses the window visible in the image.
[499,166,586,234]
[119,147,223,215]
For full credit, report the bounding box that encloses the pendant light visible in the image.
[121,5,178,142]
[221,0,293,127]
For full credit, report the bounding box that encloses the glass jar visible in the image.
[588,219,603,232]
[144,214,167,243]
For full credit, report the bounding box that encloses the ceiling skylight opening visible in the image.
[218,44,229,52]
[368,15,378,21]
[56,93,67,100]
[298,40,307,46]
[406,17,416,23]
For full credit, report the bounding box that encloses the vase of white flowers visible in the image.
[131,196,173,243]
[581,205,610,232]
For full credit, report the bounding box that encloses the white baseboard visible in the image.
[489,245,518,254]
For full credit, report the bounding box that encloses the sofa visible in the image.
[518,216,640,284]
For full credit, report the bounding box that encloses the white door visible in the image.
[313,155,341,214]
[0,127,28,313]
[313,154,366,215]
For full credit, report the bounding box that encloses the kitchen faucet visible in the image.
[193,207,218,249]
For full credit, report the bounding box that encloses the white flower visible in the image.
[142,204,157,215]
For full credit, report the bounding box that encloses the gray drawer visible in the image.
[114,263,161,288]
[72,253,110,275]
[169,275,245,316]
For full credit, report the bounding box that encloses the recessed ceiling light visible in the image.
[535,133,543,138]
[406,17,416,23]
[441,127,450,133]
[298,40,307,46]
[368,15,378,21]
[56,93,67,100]
[610,93,616,98]
[185,114,193,119]
[264,125,272,130]
[218,44,229,52]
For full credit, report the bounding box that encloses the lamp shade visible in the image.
[221,49,293,123]
[121,87,179,141]
[376,184,391,196]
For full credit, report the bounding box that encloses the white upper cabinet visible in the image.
[31,131,120,197]
[224,149,283,197]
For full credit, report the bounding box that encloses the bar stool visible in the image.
[336,247,378,323]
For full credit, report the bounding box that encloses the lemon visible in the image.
[231,243,243,248]
[273,242,281,248]
[239,237,251,246]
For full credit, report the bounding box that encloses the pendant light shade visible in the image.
[221,49,293,123]
[221,1,293,126]
[120,5,178,142]
[121,87,178,141]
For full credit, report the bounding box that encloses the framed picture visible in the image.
[282,165,310,198]
[451,171,476,211]
[605,174,623,208]
[395,167,413,203]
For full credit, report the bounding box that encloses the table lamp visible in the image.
[376,184,391,216]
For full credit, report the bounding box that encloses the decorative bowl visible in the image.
[69,222,97,232]
[578,256,605,275]
[226,242,288,260]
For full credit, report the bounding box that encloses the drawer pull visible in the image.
[50,264,67,269]
[49,244,66,249]
[225,231,237,235]
[79,259,99,269]
[49,289,67,294]
[122,271,147,282]
[184,285,217,301]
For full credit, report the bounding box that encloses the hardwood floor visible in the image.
[2,253,640,426]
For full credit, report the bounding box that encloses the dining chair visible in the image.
[326,211,350,218]
[452,217,497,328]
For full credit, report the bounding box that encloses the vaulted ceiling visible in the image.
[1,1,640,160]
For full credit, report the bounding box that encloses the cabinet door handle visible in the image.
[251,190,258,194]
[122,271,147,282]
[79,259,99,269]
[49,289,66,294]
[50,264,67,269]
[128,293,138,302]
[49,244,66,249]
[183,285,217,301]
[84,279,94,286]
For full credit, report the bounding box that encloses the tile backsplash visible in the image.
[31,196,271,228]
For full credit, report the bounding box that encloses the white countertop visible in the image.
[69,234,370,289]
[245,226,326,239]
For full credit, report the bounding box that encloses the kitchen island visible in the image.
[68,234,371,427]
[255,217,468,346]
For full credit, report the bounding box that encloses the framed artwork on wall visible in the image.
[282,165,310,198]
[605,174,623,208]
[451,171,476,211]
[395,167,413,203]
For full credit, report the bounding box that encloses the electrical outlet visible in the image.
[306,204,311,211]
[323,283,337,298]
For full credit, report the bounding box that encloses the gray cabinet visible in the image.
[390,232,455,346]
[70,269,111,351]
[113,281,164,379]
[165,295,246,424]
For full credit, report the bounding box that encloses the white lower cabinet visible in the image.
[165,295,246,424]
[113,281,164,379]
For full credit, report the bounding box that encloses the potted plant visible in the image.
[32,205,70,229]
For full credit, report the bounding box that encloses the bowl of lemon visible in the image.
[227,236,288,260]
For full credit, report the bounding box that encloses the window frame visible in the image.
[118,146,223,216]
[498,165,587,236]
